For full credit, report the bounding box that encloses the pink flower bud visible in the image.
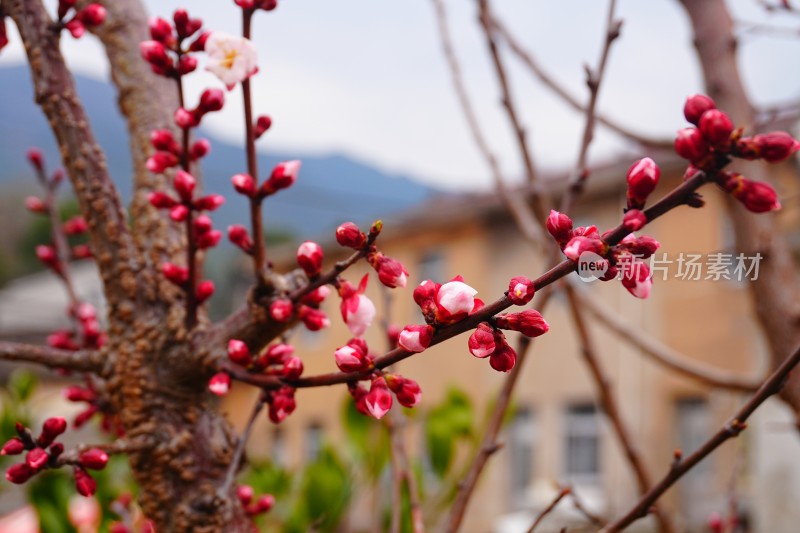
[65,19,86,38]
[231,173,256,197]
[148,17,173,44]
[150,129,178,152]
[72,244,93,260]
[468,323,496,358]
[27,148,44,172]
[620,235,660,258]
[5,463,34,484]
[36,245,60,269]
[489,341,517,372]
[227,224,254,253]
[334,339,370,373]
[299,306,330,331]
[730,178,781,213]
[140,40,169,66]
[620,258,652,299]
[683,94,716,124]
[190,139,211,160]
[0,18,7,52]
[174,107,197,129]
[341,293,376,337]
[235,0,257,8]
[73,466,97,497]
[48,330,78,350]
[302,285,331,306]
[707,512,723,533]
[626,157,660,209]
[622,209,647,231]
[238,485,254,505]
[76,4,106,27]
[252,494,275,514]
[227,339,251,365]
[385,374,422,408]
[1,437,25,456]
[25,196,48,214]
[146,151,179,173]
[698,109,734,148]
[208,372,231,396]
[173,170,196,202]
[63,216,88,235]
[162,262,188,286]
[194,194,224,212]
[173,9,202,39]
[198,88,225,114]
[193,214,212,235]
[268,387,296,423]
[79,448,108,470]
[435,279,477,322]
[297,241,323,277]
[563,236,604,262]
[365,377,393,419]
[262,160,300,195]
[196,280,215,303]
[753,131,800,163]
[196,230,222,249]
[189,31,210,52]
[178,54,198,75]
[282,356,304,379]
[336,222,366,249]
[546,210,573,245]
[674,127,710,163]
[495,310,550,338]
[507,276,535,305]
[374,256,408,289]
[26,448,49,470]
[397,324,434,353]
[254,115,272,139]
[40,417,67,446]
[269,299,293,322]
[169,205,189,222]
[64,385,95,403]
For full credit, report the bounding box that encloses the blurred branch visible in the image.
[526,486,570,533]
[0,341,102,373]
[386,411,425,533]
[219,394,265,498]
[567,485,608,527]
[602,342,800,532]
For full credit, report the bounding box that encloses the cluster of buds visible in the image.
[47,302,106,351]
[56,1,106,39]
[64,381,121,434]
[549,209,659,299]
[414,276,482,326]
[265,386,296,423]
[173,89,225,130]
[336,221,410,290]
[213,340,304,395]
[3,419,108,496]
[237,485,276,517]
[266,286,330,330]
[347,373,422,420]
[140,10,208,78]
[469,310,550,372]
[147,129,211,173]
[677,94,798,213]
[230,160,301,203]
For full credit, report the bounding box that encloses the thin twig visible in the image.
[601,343,800,532]
[563,283,675,533]
[574,286,762,392]
[0,341,102,373]
[567,485,607,527]
[526,486,571,533]
[55,436,157,466]
[219,393,266,498]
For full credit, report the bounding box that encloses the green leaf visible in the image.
[7,369,38,402]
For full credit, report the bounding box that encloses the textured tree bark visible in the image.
[679,0,800,423]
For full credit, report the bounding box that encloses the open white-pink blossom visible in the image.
[436,280,477,316]
[342,294,376,337]
[397,324,434,353]
[205,31,258,90]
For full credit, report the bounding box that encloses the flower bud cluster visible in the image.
[334,221,409,291]
[63,382,120,433]
[237,485,276,517]
[140,10,208,78]
[468,310,550,372]
[56,1,107,40]
[347,373,422,420]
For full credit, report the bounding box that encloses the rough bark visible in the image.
[679,0,800,422]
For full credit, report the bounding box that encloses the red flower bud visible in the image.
[40,417,67,446]
[626,157,660,209]
[238,485,254,505]
[174,107,197,129]
[227,224,254,253]
[269,299,294,323]
[268,387,296,423]
[173,170,196,202]
[468,323,496,358]
[25,196,48,214]
[189,31,210,52]
[227,339,251,365]
[397,324,434,353]
[79,448,109,470]
[365,377,393,419]
[36,245,60,270]
[297,241,323,277]
[495,310,550,338]
[208,372,231,396]
[74,466,97,497]
[72,244,93,260]
[1,437,25,456]
[674,127,710,163]
[162,262,188,286]
[262,160,300,195]
[753,131,800,163]
[546,210,573,245]
[76,4,106,27]
[385,374,422,408]
[730,177,781,213]
[683,94,716,125]
[148,17,173,44]
[507,276,535,305]
[282,356,304,379]
[146,151,180,173]
[235,0,257,8]
[27,148,45,173]
[173,9,202,39]
[252,494,275,514]
[254,115,272,139]
[231,173,256,197]
[150,129,178,152]
[196,280,215,303]
[178,54,198,75]
[65,19,85,39]
[25,447,49,470]
[194,194,224,211]
[63,216,88,235]
[196,230,222,249]
[169,205,189,222]
[198,88,225,114]
[5,463,34,484]
[299,306,330,331]
[336,222,367,249]
[140,40,170,67]
[190,139,211,160]
[698,109,734,148]
[489,340,517,372]
[622,209,647,231]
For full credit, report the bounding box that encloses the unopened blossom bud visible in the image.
[208,372,231,396]
[178,54,198,75]
[302,285,331,306]
[621,234,660,258]
[227,339,251,365]
[262,160,301,195]
[436,278,478,322]
[707,512,723,533]
[413,280,437,316]
[162,262,188,286]
[74,466,97,497]
[268,387,296,423]
[169,205,189,222]
[189,31,210,52]
[489,340,517,373]
[26,148,45,174]
[228,225,254,253]
[563,236,604,262]
[698,109,734,148]
[730,178,781,213]
[194,194,224,212]
[299,306,330,331]
[397,324,434,353]
[683,94,716,124]
[5,463,34,484]
[72,244,93,260]
[468,323,496,358]
[365,377,393,420]
[146,152,179,173]
[238,485,254,506]
[282,357,304,379]
[674,127,710,163]
[0,18,7,52]
[25,196,48,214]
[140,40,170,67]
[64,385,95,403]
[174,107,197,129]
[196,229,222,249]
[496,310,550,338]
[79,448,108,470]
[48,330,78,350]
[36,245,59,270]
[341,293,376,337]
[546,210,573,245]
[65,19,86,39]
[385,375,422,408]
[173,9,202,39]
[626,157,660,209]
[374,255,408,289]
[620,258,652,299]
[193,214,212,235]
[190,138,211,160]
[231,173,256,197]
[297,241,323,277]
[49,443,64,461]
[622,209,647,231]
[150,130,176,153]
[334,338,370,373]
[63,216,88,235]
[264,343,294,366]
[252,494,275,514]
[76,4,106,27]
[148,190,178,209]
[235,0,256,7]
[26,448,49,470]
[148,16,173,44]
[753,132,800,163]
[40,417,67,447]
[1,437,24,456]
[198,89,225,115]
[254,115,272,139]
[196,280,215,303]
[269,299,293,322]
[173,170,196,202]
[336,222,367,249]
[507,276,535,305]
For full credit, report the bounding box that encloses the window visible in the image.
[305,422,323,461]
[508,407,536,508]
[564,404,600,484]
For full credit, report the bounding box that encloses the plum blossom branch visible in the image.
[575,286,762,392]
[601,342,800,532]
[0,341,102,373]
[219,393,265,498]
[525,486,571,533]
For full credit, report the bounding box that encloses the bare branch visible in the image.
[574,286,762,392]
[219,394,265,498]
[0,341,102,373]
[525,486,571,533]
[602,342,800,532]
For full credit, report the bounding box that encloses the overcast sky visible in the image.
[1,1,799,190]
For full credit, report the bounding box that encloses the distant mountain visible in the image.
[0,65,436,239]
